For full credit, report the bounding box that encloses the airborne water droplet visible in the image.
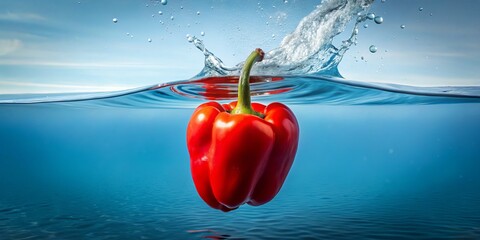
[374,16,383,24]
[161,0,167,5]
[369,45,377,53]
[112,18,118,23]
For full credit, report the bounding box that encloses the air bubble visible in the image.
[112,18,118,23]
[161,0,167,5]
[374,16,383,24]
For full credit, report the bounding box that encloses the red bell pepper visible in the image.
[186,48,299,212]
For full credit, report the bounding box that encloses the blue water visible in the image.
[1,76,480,239]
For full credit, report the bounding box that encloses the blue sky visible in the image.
[0,0,479,93]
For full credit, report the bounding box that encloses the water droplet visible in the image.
[196,11,200,15]
[200,31,205,36]
[374,16,383,24]
[419,7,423,11]
[170,15,174,20]
[369,45,377,53]
[400,24,405,29]
[158,11,163,15]
[363,23,368,28]
[148,38,152,42]
[366,13,375,20]
[112,18,118,23]
[161,0,167,5]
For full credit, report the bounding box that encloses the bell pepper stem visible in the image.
[231,48,265,117]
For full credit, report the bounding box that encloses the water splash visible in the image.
[191,0,374,78]
[258,0,373,76]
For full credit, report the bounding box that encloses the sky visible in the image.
[0,0,479,94]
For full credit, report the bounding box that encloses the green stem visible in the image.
[231,48,264,117]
